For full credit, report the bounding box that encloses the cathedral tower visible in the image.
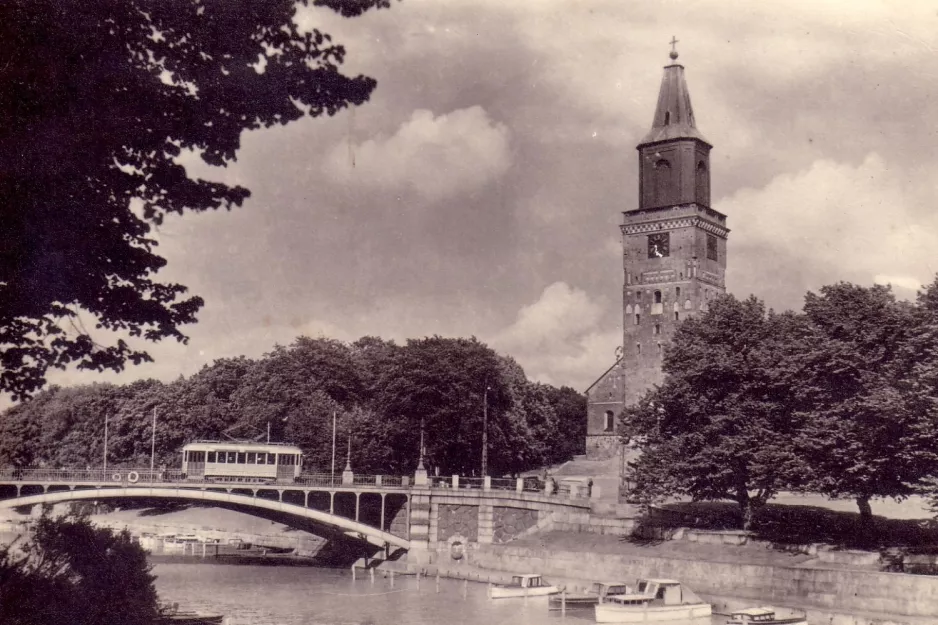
[585,43,728,460]
[620,44,729,406]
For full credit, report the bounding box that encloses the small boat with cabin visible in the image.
[548,581,630,608]
[726,606,808,625]
[594,578,712,623]
[487,574,562,599]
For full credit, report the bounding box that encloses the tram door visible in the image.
[187,451,206,478]
[276,454,294,481]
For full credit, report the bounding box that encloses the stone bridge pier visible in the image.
[405,478,590,564]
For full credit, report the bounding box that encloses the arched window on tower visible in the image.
[653,159,674,205]
[675,286,681,299]
[652,290,663,315]
[696,160,710,205]
[626,304,633,314]
[664,111,671,125]
[604,410,615,432]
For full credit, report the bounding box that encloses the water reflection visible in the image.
[153,563,722,625]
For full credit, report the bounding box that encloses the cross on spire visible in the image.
[669,36,680,61]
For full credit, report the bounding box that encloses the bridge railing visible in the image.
[489,477,516,491]
[0,468,186,483]
[0,468,583,500]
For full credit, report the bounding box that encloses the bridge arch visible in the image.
[0,487,410,551]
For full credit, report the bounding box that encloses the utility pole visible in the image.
[331,411,337,485]
[103,413,109,475]
[266,421,271,444]
[150,407,157,475]
[482,382,490,477]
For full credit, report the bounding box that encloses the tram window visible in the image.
[207,451,216,462]
[257,453,266,465]
[247,452,256,464]
[268,453,276,464]
[216,452,225,464]
[237,452,246,464]
[227,452,236,463]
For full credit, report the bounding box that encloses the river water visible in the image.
[153,563,726,625]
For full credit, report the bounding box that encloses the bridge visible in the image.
[0,468,592,561]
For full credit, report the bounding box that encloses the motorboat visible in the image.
[549,581,631,608]
[726,606,808,625]
[156,602,225,625]
[488,574,562,599]
[594,578,712,623]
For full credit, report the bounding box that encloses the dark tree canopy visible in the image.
[0,513,158,625]
[622,295,814,529]
[0,0,391,400]
[793,283,938,522]
[0,334,586,477]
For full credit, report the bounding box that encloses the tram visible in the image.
[180,441,303,483]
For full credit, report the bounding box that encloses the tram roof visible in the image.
[182,440,303,454]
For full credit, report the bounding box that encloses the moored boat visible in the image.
[156,602,225,625]
[487,573,562,599]
[548,581,631,608]
[726,606,808,625]
[594,578,712,623]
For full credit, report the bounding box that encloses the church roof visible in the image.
[638,50,710,148]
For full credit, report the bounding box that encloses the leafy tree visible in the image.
[794,282,938,526]
[545,385,587,464]
[622,295,811,529]
[0,513,158,625]
[0,0,391,400]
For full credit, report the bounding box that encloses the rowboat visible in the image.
[594,578,711,623]
[726,606,808,625]
[488,574,562,599]
[157,602,225,625]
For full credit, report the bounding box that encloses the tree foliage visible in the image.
[0,334,586,477]
[622,295,810,528]
[623,279,938,530]
[0,513,158,625]
[0,0,391,400]
[792,283,938,523]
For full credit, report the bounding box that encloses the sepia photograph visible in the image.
[1,1,937,624]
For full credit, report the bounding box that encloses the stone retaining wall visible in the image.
[469,544,938,620]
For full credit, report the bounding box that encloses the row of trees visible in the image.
[623,278,938,530]
[0,336,586,477]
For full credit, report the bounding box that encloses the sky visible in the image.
[40,0,938,395]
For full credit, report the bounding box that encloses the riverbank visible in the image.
[451,532,938,625]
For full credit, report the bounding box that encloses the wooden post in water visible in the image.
[463,578,468,599]
[436,571,440,593]
[351,564,357,581]
[370,566,375,584]
[390,570,394,588]
[561,588,566,616]
[201,542,206,559]
[416,570,421,590]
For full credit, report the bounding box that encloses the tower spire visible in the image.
[638,39,710,147]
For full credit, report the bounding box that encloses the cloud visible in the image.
[725,153,938,310]
[874,274,923,293]
[325,107,511,202]
[491,282,619,389]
